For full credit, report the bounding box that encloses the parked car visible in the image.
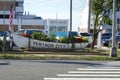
[102,33,112,46]
[116,32,120,47]
[0,31,11,50]
[0,31,11,41]
[109,32,120,48]
[79,32,93,44]
[15,29,45,37]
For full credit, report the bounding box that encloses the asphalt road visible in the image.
[0,60,120,80]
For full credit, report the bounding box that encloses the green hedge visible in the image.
[30,32,88,43]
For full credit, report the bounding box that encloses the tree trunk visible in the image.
[91,14,99,49]
[91,33,98,49]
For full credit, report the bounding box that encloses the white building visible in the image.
[79,0,120,33]
[79,0,89,32]
[45,19,69,37]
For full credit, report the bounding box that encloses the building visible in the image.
[0,0,69,36]
[79,0,89,32]
[0,0,44,32]
[79,0,120,33]
[45,19,69,37]
[108,8,120,32]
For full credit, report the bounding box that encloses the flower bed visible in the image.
[30,32,89,43]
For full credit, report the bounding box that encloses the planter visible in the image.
[12,34,89,50]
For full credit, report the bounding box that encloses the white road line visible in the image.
[57,74,120,77]
[77,68,120,71]
[87,67,120,68]
[68,71,120,74]
[44,78,120,80]
[44,68,120,80]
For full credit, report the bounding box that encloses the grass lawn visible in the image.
[0,48,120,60]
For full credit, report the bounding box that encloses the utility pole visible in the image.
[70,0,72,31]
[110,0,117,57]
[88,0,91,33]
[3,5,6,53]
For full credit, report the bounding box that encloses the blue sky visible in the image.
[24,0,86,31]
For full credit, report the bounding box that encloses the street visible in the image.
[0,60,120,80]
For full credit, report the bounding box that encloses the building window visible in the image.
[49,26,56,32]
[117,18,120,24]
[58,26,66,32]
[117,8,120,11]
[18,2,23,7]
[0,15,9,19]
[15,2,23,7]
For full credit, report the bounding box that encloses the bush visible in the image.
[49,34,56,42]
[31,32,88,43]
[31,32,48,41]
[81,37,88,42]
[62,36,88,43]
[60,37,69,43]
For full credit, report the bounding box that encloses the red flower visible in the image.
[76,37,83,43]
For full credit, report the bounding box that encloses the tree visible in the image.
[91,0,120,49]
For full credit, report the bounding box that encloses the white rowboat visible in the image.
[13,34,88,50]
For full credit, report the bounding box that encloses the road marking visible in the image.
[77,68,120,71]
[44,78,120,80]
[57,74,120,77]
[44,67,120,80]
[68,71,120,74]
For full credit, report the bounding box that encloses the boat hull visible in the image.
[13,34,89,50]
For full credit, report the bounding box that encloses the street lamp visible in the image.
[110,0,117,57]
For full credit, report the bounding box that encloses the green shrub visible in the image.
[31,32,88,43]
[68,36,76,43]
[81,37,88,42]
[60,37,69,43]
[31,32,48,41]
[49,34,56,42]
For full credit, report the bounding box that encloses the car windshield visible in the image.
[102,33,112,39]
[102,33,111,36]
[80,33,92,36]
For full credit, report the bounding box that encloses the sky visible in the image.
[24,0,86,31]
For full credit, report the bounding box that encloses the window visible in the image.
[15,2,23,7]
[58,26,66,32]
[49,26,56,32]
[0,15,9,18]
[117,18,120,24]
[117,8,120,11]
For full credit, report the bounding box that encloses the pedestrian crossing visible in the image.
[44,67,120,80]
